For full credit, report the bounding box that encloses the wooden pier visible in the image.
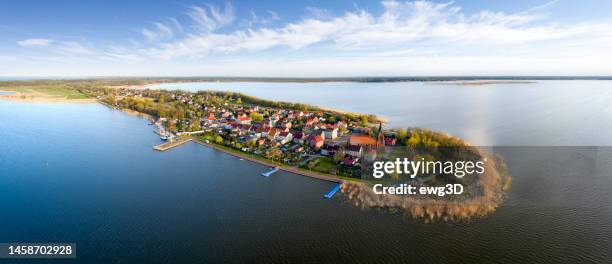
[153,138,192,151]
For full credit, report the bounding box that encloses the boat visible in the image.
[160,135,168,141]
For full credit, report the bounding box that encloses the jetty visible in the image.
[261,167,280,177]
[324,183,342,199]
[153,138,192,151]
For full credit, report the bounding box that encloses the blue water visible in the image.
[149,80,612,146]
[2,91,612,263]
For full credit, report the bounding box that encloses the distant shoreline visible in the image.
[2,76,612,84]
[426,80,537,86]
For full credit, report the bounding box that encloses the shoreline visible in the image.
[190,137,343,183]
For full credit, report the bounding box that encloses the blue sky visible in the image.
[2,0,612,77]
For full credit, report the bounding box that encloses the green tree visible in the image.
[397,128,407,141]
[215,135,223,144]
[249,112,264,122]
[360,115,369,126]
[333,149,344,162]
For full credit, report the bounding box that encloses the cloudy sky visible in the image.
[2,0,612,77]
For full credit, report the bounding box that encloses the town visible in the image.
[79,87,411,179]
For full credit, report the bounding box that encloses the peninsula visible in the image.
[1,79,511,221]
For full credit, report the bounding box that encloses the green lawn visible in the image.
[312,157,337,173]
[1,85,88,99]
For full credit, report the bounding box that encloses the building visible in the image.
[385,137,397,146]
[342,156,358,166]
[306,117,319,126]
[277,131,293,145]
[309,135,325,149]
[267,128,279,140]
[324,127,338,140]
[320,144,339,156]
[348,135,378,147]
[376,122,385,147]
[237,116,252,125]
[293,132,304,144]
[348,123,385,147]
[345,144,363,158]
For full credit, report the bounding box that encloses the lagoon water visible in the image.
[149,80,612,146]
[2,81,612,263]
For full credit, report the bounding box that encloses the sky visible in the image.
[1,0,612,77]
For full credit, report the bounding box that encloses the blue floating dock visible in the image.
[324,183,342,199]
[261,167,279,177]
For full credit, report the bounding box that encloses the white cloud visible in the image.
[132,0,611,61]
[243,10,280,27]
[141,20,178,42]
[7,1,612,76]
[60,42,93,55]
[188,2,235,33]
[17,38,53,47]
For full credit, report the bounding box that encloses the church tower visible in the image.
[377,122,385,147]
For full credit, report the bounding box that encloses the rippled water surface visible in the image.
[1,81,612,263]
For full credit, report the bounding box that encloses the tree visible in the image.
[215,135,223,144]
[189,120,200,131]
[360,115,369,126]
[236,97,242,104]
[397,128,407,141]
[407,134,420,147]
[333,149,344,162]
[249,112,264,122]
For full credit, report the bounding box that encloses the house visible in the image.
[279,121,292,132]
[348,135,379,147]
[221,111,233,118]
[324,127,338,140]
[308,129,325,139]
[293,132,304,144]
[256,127,270,138]
[342,156,358,166]
[269,114,280,127]
[306,117,319,126]
[267,128,279,140]
[345,144,363,158]
[237,116,252,125]
[308,135,325,149]
[276,132,293,145]
[385,137,397,146]
[320,144,339,156]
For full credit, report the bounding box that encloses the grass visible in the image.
[0,85,89,99]
[311,157,337,173]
